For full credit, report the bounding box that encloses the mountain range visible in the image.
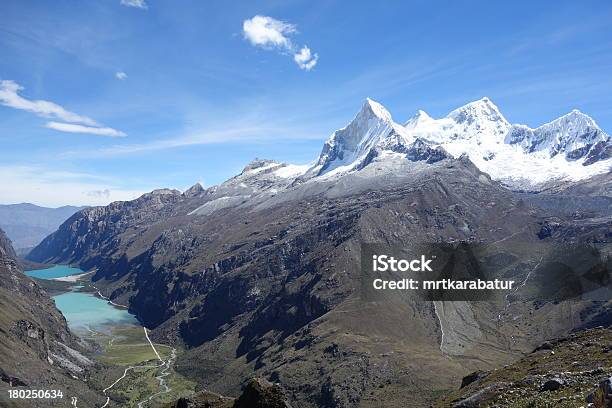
[0,203,85,252]
[301,97,610,189]
[26,97,611,407]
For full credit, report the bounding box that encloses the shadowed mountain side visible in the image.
[0,228,104,407]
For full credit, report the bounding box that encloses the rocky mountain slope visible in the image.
[434,327,612,407]
[27,97,611,407]
[0,228,103,407]
[0,203,85,252]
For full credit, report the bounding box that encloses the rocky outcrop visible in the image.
[169,378,291,408]
[436,328,612,407]
[460,371,489,389]
[587,375,612,407]
[234,378,291,408]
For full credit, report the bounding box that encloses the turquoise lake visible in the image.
[26,265,84,279]
[27,266,140,334]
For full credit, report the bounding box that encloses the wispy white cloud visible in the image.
[0,165,146,207]
[64,122,323,158]
[0,79,98,125]
[46,121,127,137]
[243,15,296,49]
[120,0,147,9]
[87,189,111,199]
[242,15,318,71]
[115,71,128,80]
[0,79,127,137]
[293,46,318,71]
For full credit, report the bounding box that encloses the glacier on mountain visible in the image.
[188,97,611,215]
[301,98,413,180]
[303,97,610,190]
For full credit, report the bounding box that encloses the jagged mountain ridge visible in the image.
[306,97,610,190]
[506,109,606,157]
[25,96,605,228]
[181,95,612,209]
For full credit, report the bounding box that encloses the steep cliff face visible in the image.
[28,188,182,271]
[0,228,17,260]
[0,228,103,407]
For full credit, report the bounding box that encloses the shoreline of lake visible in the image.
[26,265,141,334]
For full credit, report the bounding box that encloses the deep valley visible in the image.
[16,97,612,407]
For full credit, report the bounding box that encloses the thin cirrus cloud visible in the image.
[115,71,128,80]
[0,165,146,207]
[0,79,126,137]
[242,15,318,71]
[120,0,148,9]
[46,122,127,137]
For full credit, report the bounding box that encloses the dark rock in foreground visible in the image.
[169,378,291,408]
[587,375,612,407]
[435,327,612,407]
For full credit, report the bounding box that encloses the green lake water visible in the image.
[26,265,84,279]
[27,266,140,333]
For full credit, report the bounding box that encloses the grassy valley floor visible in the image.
[86,326,197,407]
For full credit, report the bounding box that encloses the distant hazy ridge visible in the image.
[0,203,85,251]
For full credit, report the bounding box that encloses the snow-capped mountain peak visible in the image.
[303,98,408,178]
[363,97,393,122]
[446,97,510,130]
[540,109,599,134]
[403,98,511,153]
[224,97,609,196]
[504,108,608,164]
[404,109,433,129]
[300,96,610,188]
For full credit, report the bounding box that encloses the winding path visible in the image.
[136,345,177,408]
[98,327,177,408]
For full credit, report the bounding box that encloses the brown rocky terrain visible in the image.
[0,227,104,407]
[434,327,612,407]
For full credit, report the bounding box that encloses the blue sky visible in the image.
[1,0,611,206]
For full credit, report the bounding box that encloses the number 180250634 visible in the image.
[7,389,64,399]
